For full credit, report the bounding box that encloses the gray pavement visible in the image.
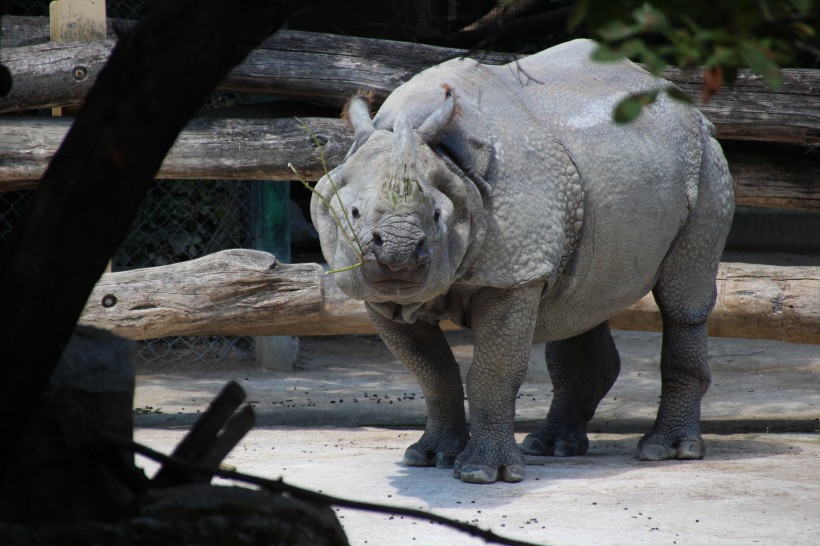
[133,330,820,545]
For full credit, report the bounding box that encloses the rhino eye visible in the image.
[351,207,360,219]
[433,208,441,222]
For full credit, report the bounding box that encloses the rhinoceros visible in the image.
[310,39,734,484]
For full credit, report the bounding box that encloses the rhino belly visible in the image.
[532,184,686,343]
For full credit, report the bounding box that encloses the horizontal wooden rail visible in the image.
[2,116,816,210]
[80,249,820,344]
[2,16,819,145]
[0,116,352,184]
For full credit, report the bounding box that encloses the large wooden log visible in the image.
[0,116,353,186]
[80,249,820,344]
[610,262,820,344]
[2,19,819,145]
[2,117,816,211]
[660,67,820,146]
[721,140,820,211]
[81,249,376,338]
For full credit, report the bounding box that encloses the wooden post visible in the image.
[50,0,110,272]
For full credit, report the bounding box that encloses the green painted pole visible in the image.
[252,180,290,262]
[251,180,297,369]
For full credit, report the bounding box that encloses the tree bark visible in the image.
[80,249,820,345]
[0,0,296,475]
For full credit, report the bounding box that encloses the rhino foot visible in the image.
[403,430,468,469]
[520,428,589,457]
[403,446,460,468]
[637,431,705,461]
[453,437,525,484]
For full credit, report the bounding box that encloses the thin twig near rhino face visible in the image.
[288,119,364,275]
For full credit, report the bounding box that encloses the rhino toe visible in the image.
[403,446,434,467]
[521,430,589,456]
[435,451,458,469]
[455,464,498,483]
[403,431,468,468]
[520,434,547,455]
[637,432,705,461]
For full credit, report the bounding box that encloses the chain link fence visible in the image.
[2,0,264,365]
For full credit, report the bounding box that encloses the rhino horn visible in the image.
[384,112,423,205]
[345,94,375,146]
[417,84,456,145]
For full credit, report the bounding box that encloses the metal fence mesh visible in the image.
[3,0,260,365]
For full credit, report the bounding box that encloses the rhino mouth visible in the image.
[362,259,429,293]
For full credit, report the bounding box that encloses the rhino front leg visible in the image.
[521,321,621,457]
[454,283,543,484]
[367,306,469,468]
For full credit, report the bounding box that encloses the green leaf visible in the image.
[614,89,659,124]
[592,44,626,62]
[740,43,784,89]
[614,96,643,123]
[632,3,670,32]
[638,45,667,73]
[598,21,641,41]
[791,21,816,38]
[704,46,738,68]
[567,0,588,32]
[665,85,693,104]
[790,0,814,16]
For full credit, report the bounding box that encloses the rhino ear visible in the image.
[344,94,375,152]
[430,158,488,281]
[418,85,456,145]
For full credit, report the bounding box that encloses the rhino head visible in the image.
[311,87,485,319]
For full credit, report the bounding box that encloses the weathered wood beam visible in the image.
[722,140,820,211]
[661,67,820,146]
[609,262,820,345]
[2,117,816,211]
[0,116,353,186]
[80,249,820,345]
[2,19,818,145]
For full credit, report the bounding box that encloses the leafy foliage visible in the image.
[569,0,819,121]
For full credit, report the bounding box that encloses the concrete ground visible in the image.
[133,330,820,546]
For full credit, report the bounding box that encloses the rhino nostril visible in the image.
[372,232,383,245]
[416,237,427,258]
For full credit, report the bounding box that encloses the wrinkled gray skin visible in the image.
[310,39,734,484]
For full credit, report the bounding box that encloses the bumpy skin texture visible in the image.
[310,39,734,483]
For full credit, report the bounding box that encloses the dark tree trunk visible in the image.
[0,0,296,476]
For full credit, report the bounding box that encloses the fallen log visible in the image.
[2,117,817,211]
[2,19,819,145]
[80,249,820,345]
[609,262,820,345]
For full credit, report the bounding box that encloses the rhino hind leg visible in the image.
[638,253,720,461]
[521,321,621,457]
[638,132,733,461]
